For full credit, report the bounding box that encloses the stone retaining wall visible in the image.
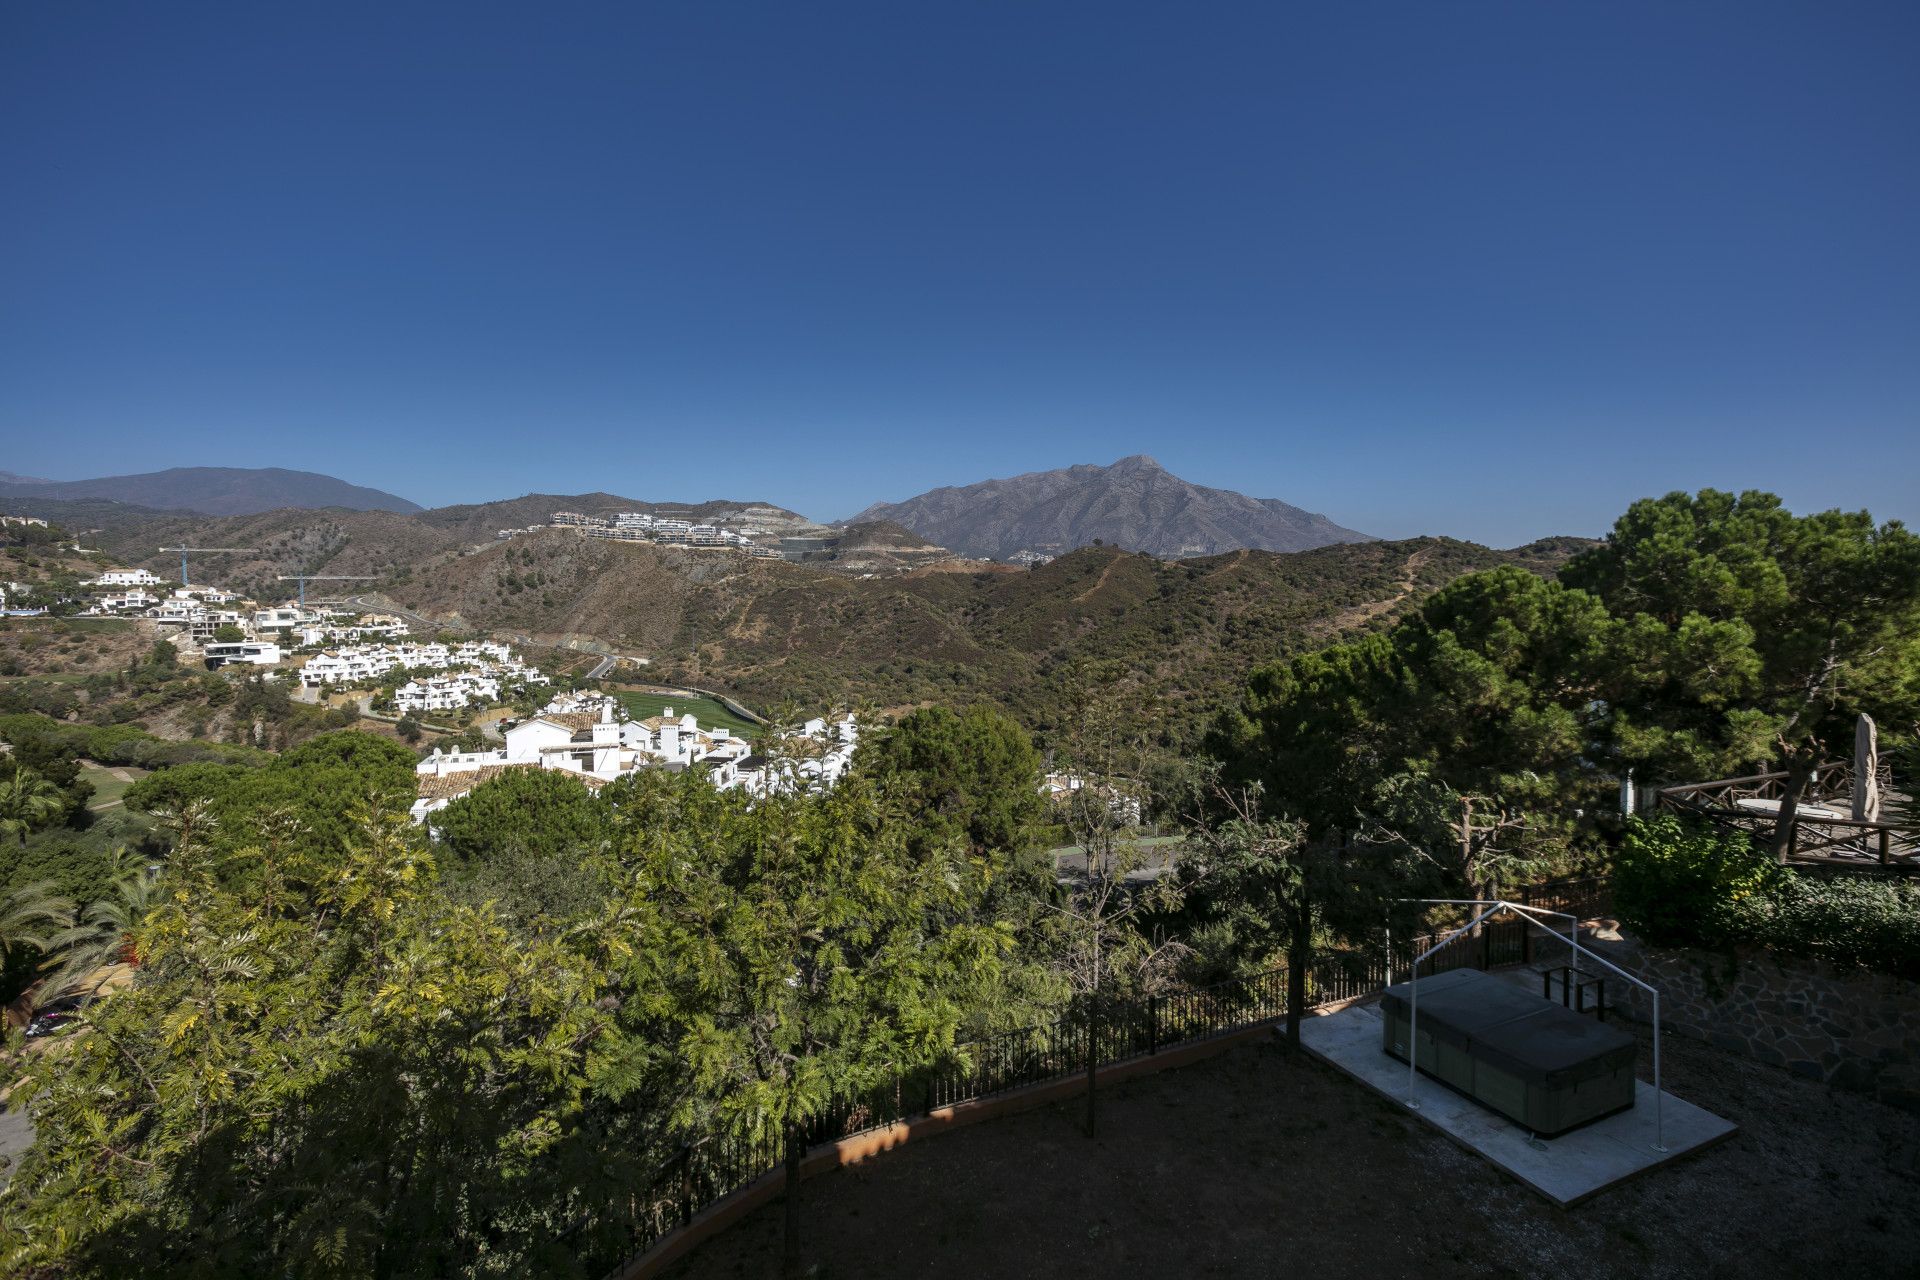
[1578,933,1920,1113]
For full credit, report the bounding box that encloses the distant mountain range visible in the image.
[0,467,421,516]
[847,455,1372,561]
[6,456,1371,563]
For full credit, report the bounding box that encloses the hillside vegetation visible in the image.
[68,496,1581,740]
[383,529,1578,738]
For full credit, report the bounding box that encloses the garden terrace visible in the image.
[1658,762,1913,870]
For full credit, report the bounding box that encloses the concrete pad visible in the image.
[1299,1002,1737,1207]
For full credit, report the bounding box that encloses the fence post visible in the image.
[1084,1004,1099,1138]
[678,1145,693,1229]
[1148,994,1159,1055]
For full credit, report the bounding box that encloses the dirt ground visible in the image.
[667,1018,1920,1280]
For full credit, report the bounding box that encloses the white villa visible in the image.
[410,695,856,823]
[203,640,283,668]
[253,605,325,631]
[92,589,161,613]
[146,596,248,642]
[88,568,163,587]
[1042,771,1144,825]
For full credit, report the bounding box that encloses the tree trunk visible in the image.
[1768,756,1816,864]
[783,1122,803,1279]
[1285,892,1310,1046]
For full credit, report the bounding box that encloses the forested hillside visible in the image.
[383,528,1581,737]
[54,491,1584,741]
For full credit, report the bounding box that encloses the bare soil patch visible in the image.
[667,1018,1920,1280]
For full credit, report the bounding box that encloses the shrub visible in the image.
[1612,812,1781,947]
[1728,875,1920,980]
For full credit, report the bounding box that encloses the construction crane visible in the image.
[157,546,260,586]
[277,572,376,609]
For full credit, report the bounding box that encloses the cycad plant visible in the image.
[0,879,75,958]
[43,848,162,1004]
[0,879,76,1007]
[0,767,65,846]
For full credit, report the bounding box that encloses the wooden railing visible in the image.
[1657,763,1907,866]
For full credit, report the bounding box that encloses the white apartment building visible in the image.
[394,673,501,712]
[300,649,391,685]
[294,615,410,647]
[89,568,163,587]
[300,638,544,691]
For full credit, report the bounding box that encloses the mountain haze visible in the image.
[848,455,1372,561]
[0,467,421,516]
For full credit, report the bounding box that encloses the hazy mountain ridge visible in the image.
[848,455,1373,561]
[0,467,422,516]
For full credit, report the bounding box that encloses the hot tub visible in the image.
[1380,968,1636,1137]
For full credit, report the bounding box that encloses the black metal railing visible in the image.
[1517,874,1613,922]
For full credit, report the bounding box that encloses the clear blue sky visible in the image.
[3,3,1915,544]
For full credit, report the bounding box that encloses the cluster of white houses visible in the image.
[542,511,783,558]
[299,640,549,711]
[74,570,416,654]
[411,694,858,823]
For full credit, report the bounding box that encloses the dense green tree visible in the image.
[850,704,1060,1023]
[852,704,1049,862]
[1213,631,1400,837]
[432,767,613,923]
[1566,491,1912,771]
[1179,783,1430,1044]
[1218,490,1920,881]
[125,731,416,877]
[1217,574,1600,896]
[0,804,663,1278]
[608,767,1004,1275]
[1563,490,1920,855]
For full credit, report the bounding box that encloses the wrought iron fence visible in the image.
[1517,874,1613,922]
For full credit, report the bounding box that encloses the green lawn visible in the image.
[613,689,761,738]
[78,761,152,811]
